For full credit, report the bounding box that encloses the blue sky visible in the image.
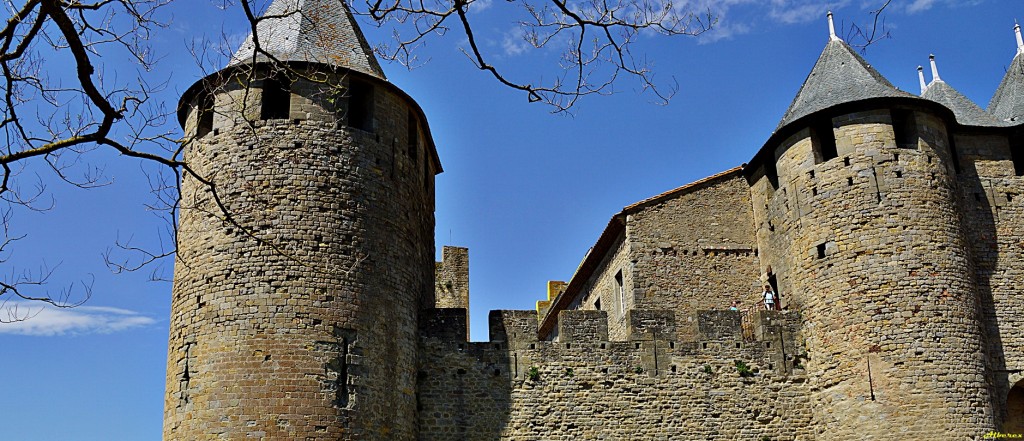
[1,0,1020,439]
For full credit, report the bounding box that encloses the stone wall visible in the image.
[626,172,762,341]
[167,65,436,440]
[751,106,995,440]
[955,130,1024,429]
[435,246,469,340]
[569,234,634,340]
[418,308,812,440]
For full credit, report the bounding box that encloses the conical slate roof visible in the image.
[924,80,1007,127]
[228,0,386,79]
[988,50,1024,124]
[777,38,916,130]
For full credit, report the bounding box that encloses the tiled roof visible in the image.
[988,51,1024,124]
[777,38,917,130]
[228,0,386,79]
[924,80,1008,127]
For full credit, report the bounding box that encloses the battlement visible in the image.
[417,306,798,356]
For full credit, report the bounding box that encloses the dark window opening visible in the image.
[816,243,826,259]
[196,93,214,138]
[615,270,625,317]
[1011,132,1024,176]
[812,186,818,196]
[895,170,902,178]
[407,111,419,163]
[947,133,961,174]
[811,118,838,162]
[844,157,851,167]
[594,298,601,310]
[891,109,918,149]
[766,162,780,191]
[260,72,291,120]
[847,177,854,186]
[348,80,374,132]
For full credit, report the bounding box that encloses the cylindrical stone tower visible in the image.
[164,1,440,439]
[749,29,994,439]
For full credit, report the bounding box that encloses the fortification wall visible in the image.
[568,234,634,340]
[417,308,812,440]
[627,173,761,341]
[435,246,470,340]
[751,107,994,439]
[167,66,435,440]
[955,130,1024,428]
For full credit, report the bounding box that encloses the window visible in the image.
[1011,132,1024,176]
[615,270,625,317]
[407,111,419,164]
[594,298,601,310]
[196,92,214,138]
[811,118,838,162]
[260,72,291,120]
[348,80,374,131]
[891,109,918,149]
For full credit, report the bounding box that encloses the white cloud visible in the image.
[502,28,532,57]
[0,302,157,336]
[769,1,851,25]
[906,0,937,14]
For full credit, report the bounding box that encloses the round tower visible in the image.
[164,1,440,439]
[748,15,993,439]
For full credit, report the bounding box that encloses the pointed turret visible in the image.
[228,0,386,79]
[775,14,915,130]
[988,23,1024,123]
[922,55,1005,127]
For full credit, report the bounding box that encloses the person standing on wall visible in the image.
[763,285,776,311]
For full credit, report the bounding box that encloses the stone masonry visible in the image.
[164,5,1024,440]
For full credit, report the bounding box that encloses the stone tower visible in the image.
[747,15,994,439]
[164,0,441,438]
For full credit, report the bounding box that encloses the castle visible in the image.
[164,1,1024,439]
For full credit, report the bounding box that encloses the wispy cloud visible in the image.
[502,27,532,57]
[769,1,851,25]
[906,0,937,14]
[0,302,156,336]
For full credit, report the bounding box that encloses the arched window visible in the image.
[1006,378,1024,434]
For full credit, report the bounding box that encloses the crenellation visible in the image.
[165,6,1024,439]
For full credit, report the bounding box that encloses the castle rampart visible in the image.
[418,308,813,440]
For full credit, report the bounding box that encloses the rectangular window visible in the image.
[891,109,918,149]
[812,118,838,162]
[615,270,625,317]
[407,111,419,164]
[348,80,374,132]
[196,92,214,138]
[260,72,291,120]
[1011,132,1024,176]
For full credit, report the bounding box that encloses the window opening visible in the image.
[196,92,214,137]
[407,111,419,164]
[812,118,838,162]
[348,80,374,131]
[891,109,918,149]
[615,270,625,318]
[1011,132,1024,176]
[947,133,961,174]
[594,298,601,311]
[260,72,291,120]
